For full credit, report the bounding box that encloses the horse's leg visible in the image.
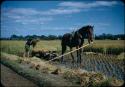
[81,40,84,52]
[79,47,82,64]
[70,47,75,63]
[27,51,30,58]
[76,46,82,68]
[76,46,80,63]
[61,44,66,63]
[76,46,79,68]
[79,44,83,68]
[23,52,26,57]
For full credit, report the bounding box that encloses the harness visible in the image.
[71,31,82,39]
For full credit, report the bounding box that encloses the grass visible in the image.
[1,53,75,87]
[0,40,124,55]
[0,40,25,55]
[84,40,125,55]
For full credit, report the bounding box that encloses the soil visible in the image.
[1,64,38,87]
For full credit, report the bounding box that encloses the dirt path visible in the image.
[1,64,38,87]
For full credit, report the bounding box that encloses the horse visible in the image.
[24,38,40,57]
[61,25,94,64]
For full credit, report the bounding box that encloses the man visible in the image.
[24,38,40,57]
[24,38,33,57]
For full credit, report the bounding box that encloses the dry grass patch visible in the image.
[1,52,124,87]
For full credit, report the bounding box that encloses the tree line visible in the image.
[1,35,62,40]
[0,33,124,40]
[95,33,124,40]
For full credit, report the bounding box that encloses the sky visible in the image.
[1,0,124,38]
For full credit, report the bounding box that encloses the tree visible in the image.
[10,34,18,40]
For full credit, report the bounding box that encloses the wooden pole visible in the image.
[46,42,93,63]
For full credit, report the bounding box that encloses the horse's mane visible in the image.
[74,25,93,38]
[69,25,93,38]
[78,25,93,31]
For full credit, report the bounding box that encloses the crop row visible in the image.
[59,53,124,80]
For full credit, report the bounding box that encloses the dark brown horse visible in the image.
[61,25,94,64]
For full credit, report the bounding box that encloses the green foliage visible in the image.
[95,33,125,40]
[1,34,124,40]
[107,47,124,55]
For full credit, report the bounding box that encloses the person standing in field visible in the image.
[24,38,32,57]
[24,38,39,57]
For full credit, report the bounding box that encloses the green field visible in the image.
[0,40,124,55]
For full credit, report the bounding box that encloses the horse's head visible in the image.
[78,25,94,44]
[86,25,94,43]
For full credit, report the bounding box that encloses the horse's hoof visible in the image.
[72,60,75,64]
[60,60,63,64]
[80,64,83,68]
